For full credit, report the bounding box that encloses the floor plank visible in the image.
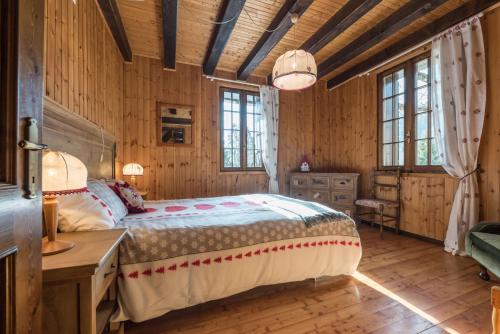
[125,225,495,334]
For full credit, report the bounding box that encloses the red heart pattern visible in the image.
[165,205,188,212]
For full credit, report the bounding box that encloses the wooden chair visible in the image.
[355,168,401,238]
[493,286,500,334]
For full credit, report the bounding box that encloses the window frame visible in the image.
[219,86,265,172]
[377,52,444,173]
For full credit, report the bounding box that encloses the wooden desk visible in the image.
[42,228,127,334]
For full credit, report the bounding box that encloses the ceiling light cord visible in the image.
[242,8,290,33]
[181,1,295,33]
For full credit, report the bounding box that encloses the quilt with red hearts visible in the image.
[113,194,362,323]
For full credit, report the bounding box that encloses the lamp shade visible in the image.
[42,151,88,194]
[123,163,144,176]
[272,50,317,91]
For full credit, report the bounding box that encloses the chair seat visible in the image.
[355,198,399,209]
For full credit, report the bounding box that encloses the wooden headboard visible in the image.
[43,97,116,179]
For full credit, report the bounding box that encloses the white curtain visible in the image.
[431,16,486,255]
[259,85,280,194]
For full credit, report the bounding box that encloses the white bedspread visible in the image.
[112,194,362,323]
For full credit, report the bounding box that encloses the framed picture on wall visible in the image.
[157,102,193,146]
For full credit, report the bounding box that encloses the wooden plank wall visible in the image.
[44,0,499,242]
[479,7,500,221]
[324,7,500,240]
[122,56,334,200]
[44,0,124,166]
[123,57,268,199]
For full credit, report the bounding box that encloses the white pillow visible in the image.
[57,190,117,232]
[87,179,128,220]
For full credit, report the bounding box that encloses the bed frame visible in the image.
[43,97,116,179]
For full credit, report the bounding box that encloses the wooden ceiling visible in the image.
[115,0,489,85]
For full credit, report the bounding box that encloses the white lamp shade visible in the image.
[272,50,317,91]
[42,151,88,194]
[123,163,144,176]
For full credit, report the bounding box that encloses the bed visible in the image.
[43,101,362,324]
[112,194,361,323]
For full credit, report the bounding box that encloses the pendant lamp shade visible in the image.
[272,50,317,91]
[42,151,88,195]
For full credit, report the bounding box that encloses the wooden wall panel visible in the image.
[123,58,269,200]
[122,56,334,200]
[478,7,500,221]
[44,0,124,166]
[323,7,500,240]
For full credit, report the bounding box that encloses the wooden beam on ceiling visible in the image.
[96,0,132,62]
[162,0,178,69]
[203,0,247,75]
[317,0,449,79]
[300,0,382,55]
[237,0,314,81]
[326,0,500,89]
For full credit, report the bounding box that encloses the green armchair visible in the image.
[466,221,500,281]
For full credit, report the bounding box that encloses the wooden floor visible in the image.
[125,225,495,334]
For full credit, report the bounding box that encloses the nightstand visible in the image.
[42,228,127,334]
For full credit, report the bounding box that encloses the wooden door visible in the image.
[0,0,44,333]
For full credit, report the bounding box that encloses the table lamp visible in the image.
[123,163,143,186]
[42,151,87,256]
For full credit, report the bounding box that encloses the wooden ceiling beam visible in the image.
[326,0,499,89]
[203,0,247,75]
[300,0,382,55]
[317,0,449,79]
[96,0,132,62]
[237,0,314,80]
[161,0,178,69]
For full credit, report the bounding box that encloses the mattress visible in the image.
[113,194,362,322]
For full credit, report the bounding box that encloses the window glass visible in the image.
[381,69,405,167]
[221,88,263,171]
[379,55,443,170]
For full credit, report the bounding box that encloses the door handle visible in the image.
[19,140,48,151]
[18,118,47,198]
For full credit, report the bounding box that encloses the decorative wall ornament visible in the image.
[157,102,194,146]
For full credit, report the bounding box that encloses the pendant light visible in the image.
[272,14,317,91]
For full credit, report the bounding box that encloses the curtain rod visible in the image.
[203,75,262,88]
[329,8,494,91]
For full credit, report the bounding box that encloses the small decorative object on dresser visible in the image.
[299,155,311,172]
[42,228,127,334]
[290,172,359,218]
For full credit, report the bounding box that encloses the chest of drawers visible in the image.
[290,172,359,218]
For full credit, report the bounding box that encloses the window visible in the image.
[378,54,442,171]
[220,87,264,171]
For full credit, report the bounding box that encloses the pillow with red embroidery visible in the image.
[57,190,117,232]
[87,179,128,220]
[111,181,146,213]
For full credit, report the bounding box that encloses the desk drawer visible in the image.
[291,175,308,188]
[310,176,330,189]
[95,250,118,302]
[332,192,354,206]
[310,190,330,204]
[332,176,355,191]
[291,189,309,200]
